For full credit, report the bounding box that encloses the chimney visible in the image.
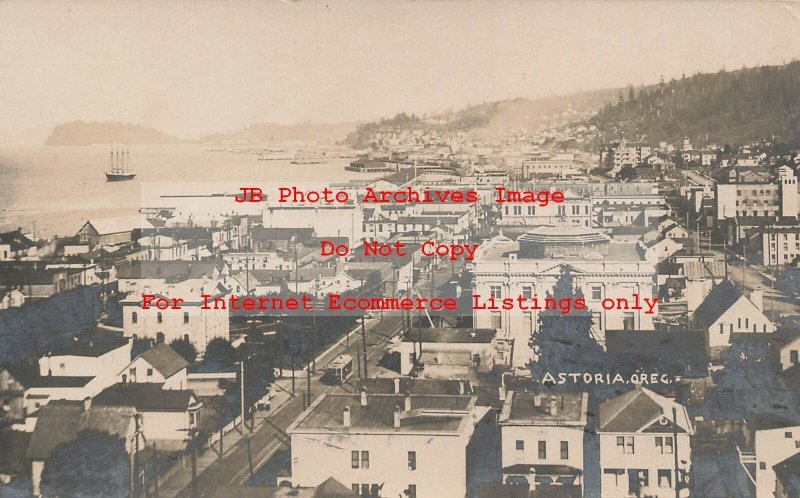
[343,406,351,428]
[394,378,401,394]
[360,388,368,407]
[549,396,558,416]
[499,386,507,401]
[750,288,763,312]
[83,397,92,412]
[534,393,542,407]
[394,406,402,428]
[404,391,412,412]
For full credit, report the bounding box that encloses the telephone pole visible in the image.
[361,314,368,378]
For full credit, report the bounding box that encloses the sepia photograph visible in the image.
[2,1,800,497]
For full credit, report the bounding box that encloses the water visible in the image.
[0,144,380,237]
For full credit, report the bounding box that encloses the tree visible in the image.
[529,266,607,381]
[40,430,129,498]
[169,337,197,363]
[204,337,237,366]
[616,164,638,181]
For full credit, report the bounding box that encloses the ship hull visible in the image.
[105,172,137,181]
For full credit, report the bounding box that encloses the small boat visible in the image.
[105,144,136,181]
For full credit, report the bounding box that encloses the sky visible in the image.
[1,0,800,143]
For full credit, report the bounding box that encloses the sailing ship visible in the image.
[105,144,137,181]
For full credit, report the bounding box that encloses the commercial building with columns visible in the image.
[471,226,658,368]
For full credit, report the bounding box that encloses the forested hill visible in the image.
[590,61,800,146]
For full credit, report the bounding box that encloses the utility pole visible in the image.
[361,314,368,378]
[291,351,296,395]
[152,442,159,498]
[672,407,680,498]
[306,365,312,407]
[239,359,246,431]
[189,429,198,498]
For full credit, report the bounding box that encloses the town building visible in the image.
[119,342,189,389]
[692,280,775,358]
[287,391,480,498]
[498,390,588,494]
[597,386,693,498]
[397,328,497,378]
[471,228,658,367]
[738,414,800,498]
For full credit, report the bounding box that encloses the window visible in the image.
[351,451,359,468]
[407,485,417,498]
[370,484,379,496]
[352,485,359,494]
[560,441,569,460]
[157,312,163,324]
[658,469,672,488]
[618,436,634,454]
[59,362,65,372]
[513,206,522,216]
[786,431,793,439]
[361,451,369,469]
[361,484,370,496]
[490,285,502,298]
[759,462,766,470]
[522,286,532,299]
[655,436,673,454]
[408,451,416,470]
[490,312,502,329]
[132,312,138,324]
[183,312,189,324]
[146,368,153,377]
[557,206,566,216]
[538,441,546,459]
[623,313,635,331]
[528,206,535,215]
[591,286,602,300]
[792,351,799,365]
[515,440,524,459]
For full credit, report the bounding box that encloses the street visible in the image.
[160,315,405,497]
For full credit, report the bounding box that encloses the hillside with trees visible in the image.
[590,61,800,146]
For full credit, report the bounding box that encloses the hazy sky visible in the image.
[2,0,800,143]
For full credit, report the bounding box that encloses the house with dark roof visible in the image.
[25,399,138,497]
[739,413,800,498]
[119,343,189,389]
[93,383,201,448]
[597,386,693,498]
[692,279,774,358]
[398,328,497,377]
[775,452,800,498]
[0,229,37,260]
[498,391,588,493]
[287,391,480,498]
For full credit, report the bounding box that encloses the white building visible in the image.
[120,276,230,353]
[397,328,496,377]
[471,228,658,367]
[598,387,693,498]
[738,414,800,498]
[287,391,480,498]
[499,390,588,493]
[119,343,189,389]
[692,279,775,358]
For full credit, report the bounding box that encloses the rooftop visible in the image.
[499,391,588,426]
[288,393,475,435]
[598,386,692,434]
[93,383,197,412]
[402,328,496,344]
